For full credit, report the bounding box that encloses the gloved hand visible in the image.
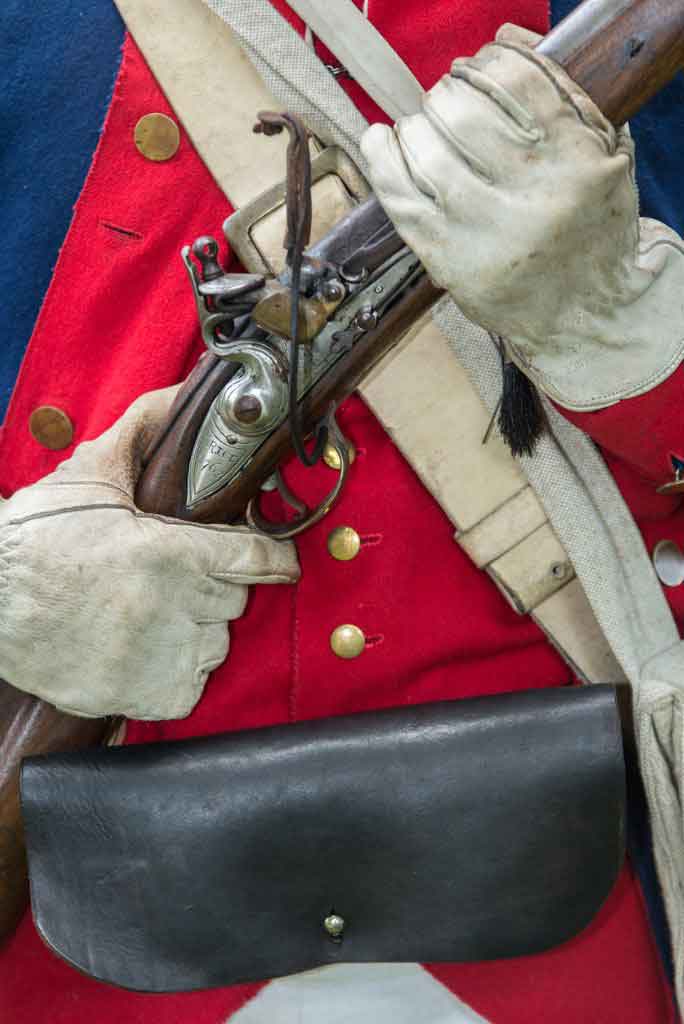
[0,387,299,720]
[361,25,684,411]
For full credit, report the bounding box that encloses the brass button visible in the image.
[327,526,361,562]
[134,113,180,161]
[323,439,356,471]
[330,624,365,659]
[29,406,74,450]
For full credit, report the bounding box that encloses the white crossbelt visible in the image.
[284,0,424,119]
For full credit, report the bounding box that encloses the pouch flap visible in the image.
[21,685,624,992]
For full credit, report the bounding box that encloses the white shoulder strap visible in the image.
[285,0,424,119]
[113,0,288,204]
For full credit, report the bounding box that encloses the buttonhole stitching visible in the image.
[360,532,382,547]
[99,220,144,241]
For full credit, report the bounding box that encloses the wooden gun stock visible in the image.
[537,0,684,124]
[1,0,682,947]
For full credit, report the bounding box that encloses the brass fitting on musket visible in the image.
[251,276,347,341]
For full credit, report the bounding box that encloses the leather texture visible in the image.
[22,685,625,992]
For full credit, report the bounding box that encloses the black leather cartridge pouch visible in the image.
[21,684,625,993]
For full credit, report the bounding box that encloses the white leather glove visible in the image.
[0,387,299,720]
[361,25,684,411]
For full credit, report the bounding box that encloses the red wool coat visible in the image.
[0,1,681,1022]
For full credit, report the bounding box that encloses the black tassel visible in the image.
[495,337,545,457]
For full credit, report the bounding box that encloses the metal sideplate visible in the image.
[187,375,272,508]
[187,249,420,509]
[187,343,289,508]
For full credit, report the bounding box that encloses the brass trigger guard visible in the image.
[245,412,350,540]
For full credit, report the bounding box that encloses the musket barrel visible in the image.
[537,0,684,124]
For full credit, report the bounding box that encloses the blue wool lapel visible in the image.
[0,1,125,422]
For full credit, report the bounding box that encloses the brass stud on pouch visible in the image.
[323,913,345,940]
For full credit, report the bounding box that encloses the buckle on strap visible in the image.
[223,145,370,275]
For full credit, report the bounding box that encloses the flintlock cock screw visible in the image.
[355,305,378,331]
[322,279,345,302]
[233,395,263,425]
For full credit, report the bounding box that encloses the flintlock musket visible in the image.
[1,0,683,945]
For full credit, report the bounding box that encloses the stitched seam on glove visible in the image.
[35,480,134,497]
[208,571,295,584]
[641,236,684,259]
[3,502,283,537]
[3,503,135,527]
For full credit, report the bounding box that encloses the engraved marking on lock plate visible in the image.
[187,343,289,508]
[187,250,420,508]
